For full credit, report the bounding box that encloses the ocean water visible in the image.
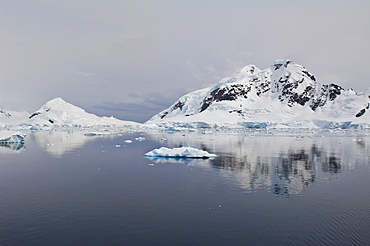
[0,130,370,246]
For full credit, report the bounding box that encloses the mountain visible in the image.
[146,60,370,128]
[0,97,140,128]
[28,97,140,127]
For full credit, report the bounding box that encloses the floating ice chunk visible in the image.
[115,145,121,148]
[144,147,217,158]
[124,140,133,143]
[0,131,26,144]
[135,137,145,141]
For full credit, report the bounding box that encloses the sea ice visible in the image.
[144,146,217,158]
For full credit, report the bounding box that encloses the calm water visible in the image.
[0,130,370,246]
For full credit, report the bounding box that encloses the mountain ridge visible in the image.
[147,59,370,128]
[0,97,141,128]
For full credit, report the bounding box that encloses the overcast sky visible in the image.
[1,0,369,122]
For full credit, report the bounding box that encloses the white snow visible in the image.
[144,146,217,158]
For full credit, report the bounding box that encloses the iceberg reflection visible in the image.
[145,156,212,166]
[0,142,25,153]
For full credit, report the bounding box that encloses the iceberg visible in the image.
[144,147,217,158]
[0,131,26,144]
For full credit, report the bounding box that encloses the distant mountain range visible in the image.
[146,60,370,129]
[0,97,140,128]
[1,60,369,130]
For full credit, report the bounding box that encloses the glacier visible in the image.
[146,60,370,129]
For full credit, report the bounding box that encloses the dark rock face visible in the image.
[172,101,184,111]
[29,112,41,119]
[160,112,168,119]
[200,84,252,112]
[310,84,344,111]
[356,109,366,117]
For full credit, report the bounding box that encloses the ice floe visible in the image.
[144,146,217,158]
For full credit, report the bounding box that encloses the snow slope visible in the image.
[0,106,30,126]
[146,60,370,129]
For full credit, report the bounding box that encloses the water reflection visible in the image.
[28,131,96,158]
[145,156,211,166]
[0,142,25,153]
[211,143,345,195]
[149,131,370,195]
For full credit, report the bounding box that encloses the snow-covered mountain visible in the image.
[28,97,140,127]
[146,60,370,128]
[0,97,141,128]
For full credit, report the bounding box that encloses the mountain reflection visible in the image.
[159,131,370,196]
[210,143,344,195]
[29,131,95,158]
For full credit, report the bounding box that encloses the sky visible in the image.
[1,0,369,122]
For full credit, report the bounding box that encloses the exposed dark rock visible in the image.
[48,119,55,124]
[356,108,366,117]
[327,83,344,101]
[284,60,292,67]
[274,63,283,70]
[160,112,169,119]
[172,101,185,111]
[302,70,316,81]
[29,112,41,119]
[200,84,252,112]
[229,109,243,115]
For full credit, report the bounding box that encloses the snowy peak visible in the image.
[147,60,370,127]
[200,59,323,112]
[43,97,83,111]
[28,97,140,127]
[0,97,141,128]
[29,97,85,120]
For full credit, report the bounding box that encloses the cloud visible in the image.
[70,70,95,77]
[1,0,369,121]
[92,91,182,122]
